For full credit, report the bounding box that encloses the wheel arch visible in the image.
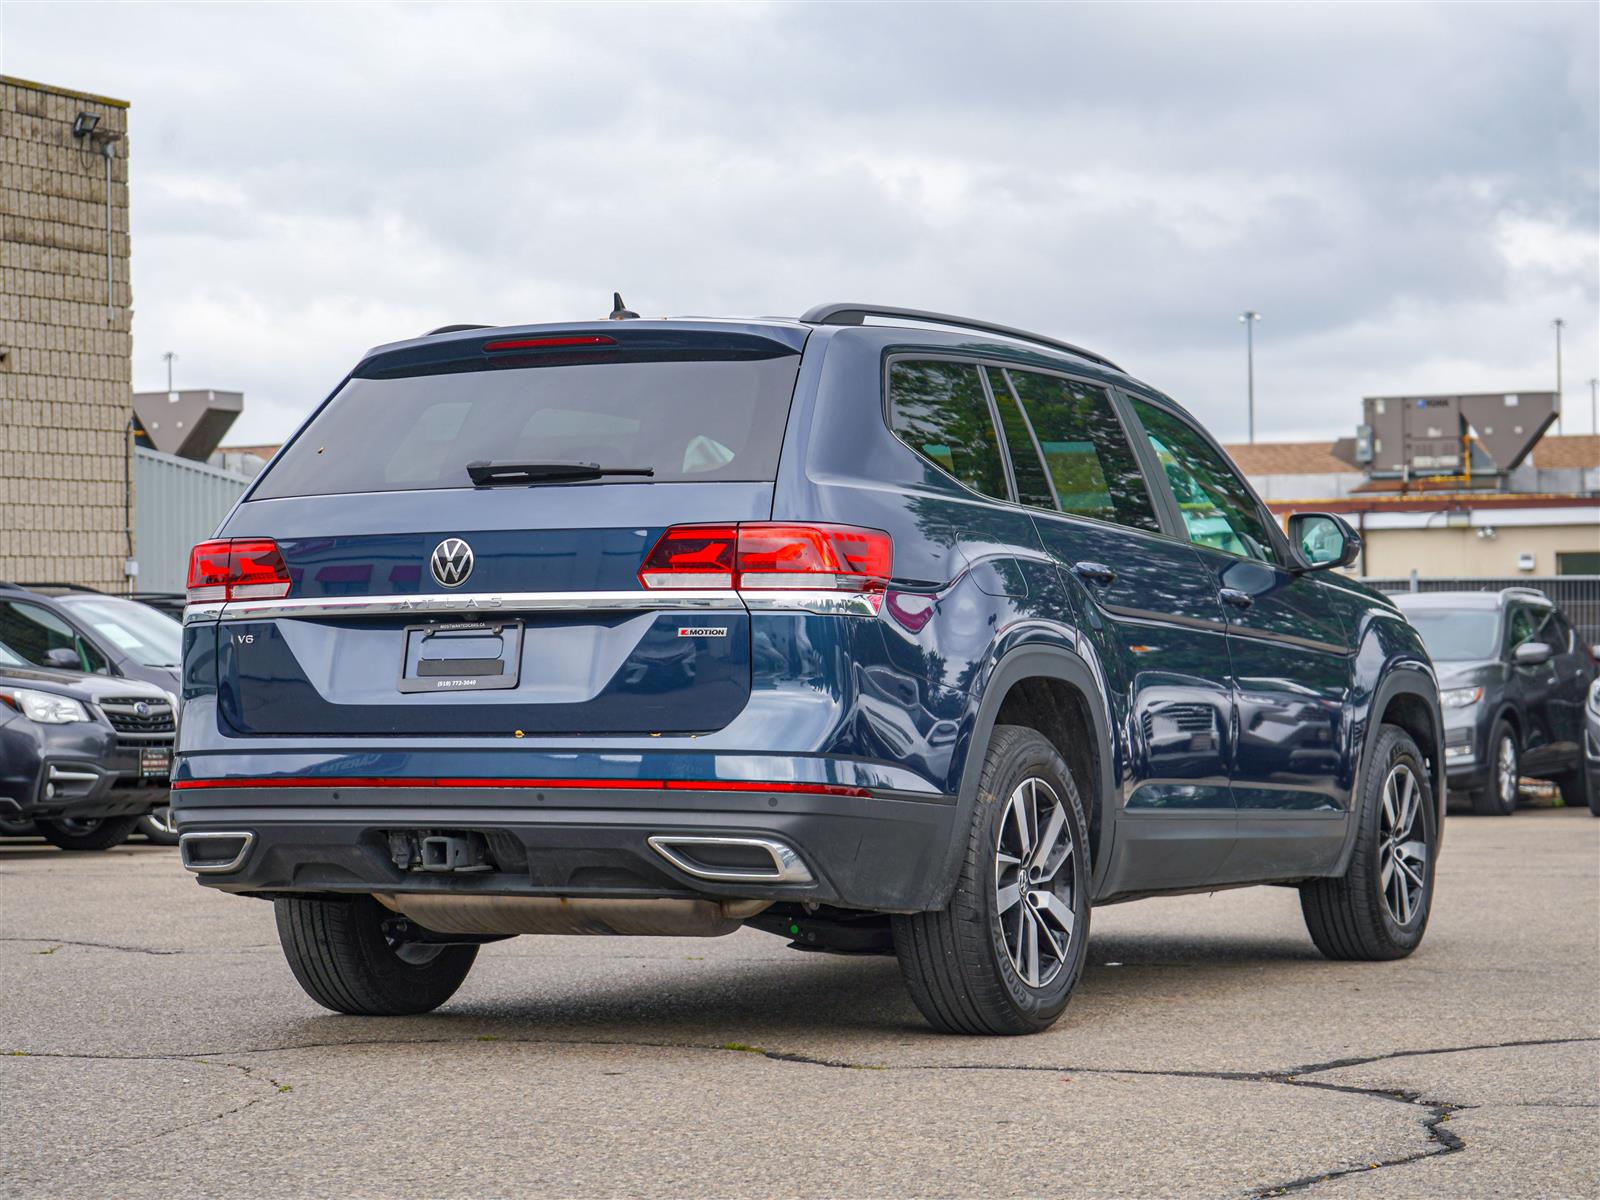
[928,644,1118,910]
[1337,666,1445,874]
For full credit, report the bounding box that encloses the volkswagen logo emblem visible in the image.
[430,538,474,588]
[134,701,150,716]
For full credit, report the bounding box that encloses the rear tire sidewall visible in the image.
[974,731,1092,1029]
[275,895,478,1016]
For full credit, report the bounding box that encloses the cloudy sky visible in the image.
[3,1,1596,446]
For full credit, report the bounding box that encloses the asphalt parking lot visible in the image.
[3,809,1596,1199]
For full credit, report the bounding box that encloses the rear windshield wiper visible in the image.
[466,461,656,487]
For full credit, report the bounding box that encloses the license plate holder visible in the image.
[398,621,523,694]
[140,747,171,777]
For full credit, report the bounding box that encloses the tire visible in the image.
[35,814,142,852]
[892,725,1091,1035]
[1301,724,1436,961]
[1555,766,1596,815]
[1472,720,1519,816]
[137,806,180,846]
[274,894,479,1016]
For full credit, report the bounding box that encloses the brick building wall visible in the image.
[0,75,132,590]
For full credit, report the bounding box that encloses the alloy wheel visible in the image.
[1496,736,1519,808]
[994,776,1078,988]
[1378,763,1428,925]
[145,806,178,836]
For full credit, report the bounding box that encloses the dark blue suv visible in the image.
[174,303,1445,1034]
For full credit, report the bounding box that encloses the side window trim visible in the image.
[985,366,1057,510]
[1107,388,1190,543]
[975,362,1020,505]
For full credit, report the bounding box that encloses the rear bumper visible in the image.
[172,785,958,912]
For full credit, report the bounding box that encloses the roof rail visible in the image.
[423,323,493,337]
[799,303,1123,373]
[1499,586,1550,600]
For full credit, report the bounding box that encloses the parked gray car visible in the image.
[1394,588,1596,815]
[0,652,175,850]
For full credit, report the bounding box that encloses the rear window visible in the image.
[254,356,802,499]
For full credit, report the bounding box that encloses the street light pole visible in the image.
[1589,377,1598,437]
[1239,310,1260,443]
[1552,318,1564,433]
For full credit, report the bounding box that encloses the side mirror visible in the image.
[1513,642,1553,667]
[44,647,81,670]
[1287,512,1361,571]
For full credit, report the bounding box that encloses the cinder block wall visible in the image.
[0,75,132,591]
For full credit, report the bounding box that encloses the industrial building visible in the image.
[0,75,133,590]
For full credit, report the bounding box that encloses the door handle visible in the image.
[1219,588,1254,611]
[1072,561,1118,586]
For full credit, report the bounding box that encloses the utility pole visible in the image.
[1589,377,1597,437]
[1552,318,1564,433]
[162,351,177,393]
[1239,311,1261,443]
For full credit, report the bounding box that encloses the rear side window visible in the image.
[1002,370,1161,532]
[887,360,1008,500]
[254,356,802,499]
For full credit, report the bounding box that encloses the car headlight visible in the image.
[1440,686,1483,710]
[2,689,91,724]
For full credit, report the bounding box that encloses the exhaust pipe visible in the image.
[373,893,770,938]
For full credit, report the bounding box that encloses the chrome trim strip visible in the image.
[188,589,883,621]
[178,830,256,874]
[740,590,882,617]
[647,835,815,885]
[212,590,745,622]
[47,768,101,782]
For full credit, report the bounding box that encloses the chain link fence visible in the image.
[1362,575,1600,646]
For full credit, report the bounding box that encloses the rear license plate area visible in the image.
[399,622,522,693]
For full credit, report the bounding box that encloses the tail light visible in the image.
[187,538,292,603]
[639,523,892,594]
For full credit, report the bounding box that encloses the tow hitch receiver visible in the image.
[386,830,492,873]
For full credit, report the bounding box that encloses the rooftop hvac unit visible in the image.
[1335,392,1557,478]
[132,389,242,462]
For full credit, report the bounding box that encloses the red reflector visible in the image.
[638,523,892,594]
[482,335,617,352]
[171,776,871,798]
[186,538,291,604]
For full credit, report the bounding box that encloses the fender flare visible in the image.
[926,644,1119,910]
[1336,664,1445,874]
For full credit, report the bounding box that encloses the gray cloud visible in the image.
[2,0,1594,444]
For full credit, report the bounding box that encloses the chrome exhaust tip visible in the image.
[178,830,255,874]
[647,835,814,884]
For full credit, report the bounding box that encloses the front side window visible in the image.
[0,601,110,674]
[1504,606,1538,654]
[887,360,1008,500]
[1132,399,1274,562]
[1005,370,1161,532]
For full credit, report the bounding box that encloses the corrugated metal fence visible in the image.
[1364,576,1600,646]
[134,447,249,592]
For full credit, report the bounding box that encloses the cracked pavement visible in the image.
[2,809,1596,1198]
